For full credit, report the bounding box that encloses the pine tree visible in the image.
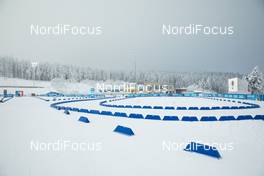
[246,66,263,94]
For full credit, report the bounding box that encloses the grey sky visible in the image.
[0,0,263,73]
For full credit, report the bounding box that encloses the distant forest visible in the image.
[0,57,243,93]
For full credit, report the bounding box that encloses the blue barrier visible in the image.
[117,105,125,108]
[79,109,89,113]
[125,105,133,108]
[200,107,210,110]
[211,106,221,110]
[165,106,175,110]
[72,108,80,112]
[219,116,236,121]
[153,106,163,109]
[50,95,263,123]
[200,116,217,121]
[64,110,70,115]
[230,106,239,109]
[99,94,261,111]
[254,115,264,120]
[184,142,221,159]
[133,105,142,108]
[221,106,230,110]
[113,125,134,136]
[177,107,187,110]
[145,115,161,120]
[163,116,179,121]
[129,113,144,119]
[89,110,100,114]
[182,116,198,121]
[237,115,253,120]
[189,107,199,110]
[143,106,152,109]
[101,111,113,116]
[79,116,90,123]
[114,112,128,117]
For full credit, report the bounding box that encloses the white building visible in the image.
[228,77,249,94]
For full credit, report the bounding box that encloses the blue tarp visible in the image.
[184,142,221,159]
[113,125,134,136]
[79,116,90,123]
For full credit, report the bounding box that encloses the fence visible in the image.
[126,92,264,101]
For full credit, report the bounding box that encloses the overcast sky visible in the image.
[0,0,263,73]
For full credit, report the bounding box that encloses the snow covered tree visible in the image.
[246,66,263,94]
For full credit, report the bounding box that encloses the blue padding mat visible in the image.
[129,113,144,119]
[64,110,70,115]
[182,116,198,121]
[113,125,134,136]
[114,112,128,117]
[145,115,161,120]
[200,116,217,121]
[237,115,253,120]
[79,116,90,123]
[184,142,221,159]
[163,116,179,121]
[219,116,236,121]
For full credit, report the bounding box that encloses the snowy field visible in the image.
[1,95,264,176]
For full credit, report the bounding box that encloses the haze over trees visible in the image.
[0,56,262,93]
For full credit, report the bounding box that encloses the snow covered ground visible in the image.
[1,95,264,176]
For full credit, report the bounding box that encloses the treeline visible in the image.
[0,57,243,93]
